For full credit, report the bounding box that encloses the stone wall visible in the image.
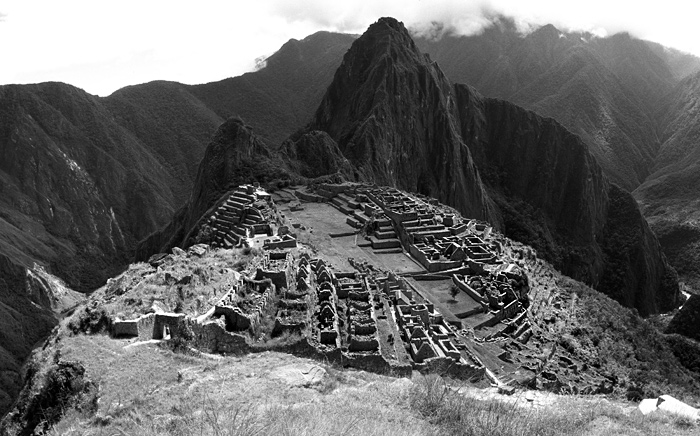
[452,275,487,305]
[188,318,250,354]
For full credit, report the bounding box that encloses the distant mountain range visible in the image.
[1,15,700,415]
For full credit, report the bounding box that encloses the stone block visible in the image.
[112,319,139,337]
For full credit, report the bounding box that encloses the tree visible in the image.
[449,283,460,301]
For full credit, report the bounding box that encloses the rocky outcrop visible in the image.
[280,131,353,179]
[137,118,290,257]
[0,344,97,436]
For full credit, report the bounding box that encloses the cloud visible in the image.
[2,0,700,96]
[262,0,700,55]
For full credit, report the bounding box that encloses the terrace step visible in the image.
[372,247,404,254]
[370,237,401,250]
[346,217,360,228]
[374,230,397,239]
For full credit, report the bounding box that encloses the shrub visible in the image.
[67,305,112,335]
[449,283,460,301]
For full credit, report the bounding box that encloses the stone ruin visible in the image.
[107,182,563,385]
[198,184,297,250]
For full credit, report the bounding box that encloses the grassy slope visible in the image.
[42,336,700,436]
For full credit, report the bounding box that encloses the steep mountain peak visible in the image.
[348,17,425,67]
[308,16,496,223]
[370,16,409,36]
[530,23,561,38]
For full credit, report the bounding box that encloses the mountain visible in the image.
[0,83,181,291]
[307,19,497,223]
[140,17,680,316]
[188,31,357,148]
[411,23,700,291]
[635,71,700,289]
[0,30,356,290]
[414,23,700,192]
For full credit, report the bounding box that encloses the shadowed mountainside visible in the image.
[0,252,82,416]
[635,71,700,290]
[414,22,700,192]
[188,31,357,149]
[0,83,180,291]
[411,23,700,290]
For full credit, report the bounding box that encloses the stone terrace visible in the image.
[110,183,613,391]
[308,183,531,344]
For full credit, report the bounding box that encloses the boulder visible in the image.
[269,363,327,388]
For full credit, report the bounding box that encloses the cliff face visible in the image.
[455,89,606,280]
[461,90,678,313]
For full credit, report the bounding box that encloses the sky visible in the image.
[1,0,699,96]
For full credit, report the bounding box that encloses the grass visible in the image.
[7,328,696,436]
[47,335,429,436]
[45,344,700,436]
[408,374,699,436]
